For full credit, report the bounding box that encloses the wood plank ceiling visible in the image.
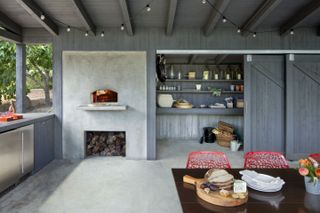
[0,0,320,42]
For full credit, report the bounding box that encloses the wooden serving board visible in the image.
[183,175,248,207]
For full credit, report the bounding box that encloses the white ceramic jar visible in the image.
[157,94,174,108]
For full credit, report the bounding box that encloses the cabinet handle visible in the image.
[21,132,24,174]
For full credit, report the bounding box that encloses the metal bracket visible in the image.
[289,54,294,61]
[246,55,252,62]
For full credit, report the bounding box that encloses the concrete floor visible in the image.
[0,140,297,213]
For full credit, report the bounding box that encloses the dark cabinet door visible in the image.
[34,118,54,173]
[286,55,320,160]
[244,55,285,153]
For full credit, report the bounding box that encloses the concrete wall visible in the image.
[52,27,320,160]
[62,51,147,159]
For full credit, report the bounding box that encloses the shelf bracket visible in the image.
[289,54,295,61]
[246,55,252,62]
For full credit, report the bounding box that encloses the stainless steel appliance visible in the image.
[0,125,34,193]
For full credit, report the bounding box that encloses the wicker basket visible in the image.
[218,121,234,134]
[213,128,235,147]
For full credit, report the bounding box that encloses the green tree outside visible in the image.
[0,40,53,106]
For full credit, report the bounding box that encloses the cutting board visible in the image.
[183,175,248,207]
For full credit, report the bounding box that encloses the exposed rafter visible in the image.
[71,0,96,35]
[119,0,134,36]
[0,28,22,43]
[16,0,59,36]
[203,0,231,36]
[188,55,198,64]
[0,11,22,35]
[280,0,320,36]
[166,0,178,35]
[215,54,228,64]
[317,26,320,36]
[241,0,282,37]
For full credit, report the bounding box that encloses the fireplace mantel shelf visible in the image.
[77,104,127,111]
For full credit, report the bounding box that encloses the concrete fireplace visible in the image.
[62,51,147,159]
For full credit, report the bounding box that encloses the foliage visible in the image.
[0,40,16,103]
[26,44,53,105]
[0,40,53,105]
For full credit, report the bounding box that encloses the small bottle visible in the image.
[178,71,182,80]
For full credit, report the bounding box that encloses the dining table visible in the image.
[172,168,320,213]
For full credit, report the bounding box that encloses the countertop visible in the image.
[0,113,55,133]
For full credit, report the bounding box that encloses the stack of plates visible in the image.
[239,170,285,192]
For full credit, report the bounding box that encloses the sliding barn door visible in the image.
[244,55,285,153]
[286,55,320,160]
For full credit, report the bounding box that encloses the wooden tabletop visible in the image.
[172,169,320,213]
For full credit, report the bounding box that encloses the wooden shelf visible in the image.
[164,79,243,83]
[156,108,244,115]
[156,90,243,94]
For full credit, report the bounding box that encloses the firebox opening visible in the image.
[85,131,126,157]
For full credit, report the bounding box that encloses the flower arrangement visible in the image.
[298,157,320,183]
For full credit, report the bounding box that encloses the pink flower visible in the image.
[299,168,309,176]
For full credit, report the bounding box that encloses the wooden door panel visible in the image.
[286,55,320,160]
[244,55,285,153]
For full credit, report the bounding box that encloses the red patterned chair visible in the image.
[309,153,320,163]
[244,151,289,169]
[186,151,231,169]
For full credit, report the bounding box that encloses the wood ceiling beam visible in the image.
[0,28,22,43]
[203,0,231,36]
[241,0,282,37]
[0,11,22,35]
[188,55,198,64]
[119,0,134,36]
[166,0,178,35]
[16,0,59,36]
[71,0,96,35]
[215,54,228,64]
[280,0,320,36]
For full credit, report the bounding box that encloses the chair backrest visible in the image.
[186,151,231,169]
[244,151,289,169]
[309,153,320,163]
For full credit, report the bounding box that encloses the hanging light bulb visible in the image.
[85,31,89,37]
[40,13,45,20]
[146,4,151,12]
[237,28,241,33]
[120,24,125,31]
[66,26,71,32]
[202,0,206,4]
[222,16,227,23]
[290,29,294,35]
[101,31,105,37]
[253,32,257,38]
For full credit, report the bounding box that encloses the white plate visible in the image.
[240,170,285,192]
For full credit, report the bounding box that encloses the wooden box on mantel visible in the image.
[91,89,118,103]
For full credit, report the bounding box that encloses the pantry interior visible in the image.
[156,53,245,152]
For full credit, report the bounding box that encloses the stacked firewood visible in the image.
[212,121,235,147]
[86,132,125,156]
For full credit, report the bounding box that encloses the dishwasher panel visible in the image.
[0,129,21,192]
[20,125,34,175]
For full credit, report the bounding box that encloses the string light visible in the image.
[40,13,45,20]
[253,32,257,38]
[237,28,241,33]
[85,31,89,37]
[66,26,71,32]
[222,16,227,23]
[100,31,105,37]
[202,0,206,4]
[120,24,125,31]
[290,29,294,35]
[146,4,151,12]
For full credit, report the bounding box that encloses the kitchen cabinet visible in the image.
[0,125,34,193]
[34,118,54,173]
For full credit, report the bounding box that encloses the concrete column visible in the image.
[15,43,26,113]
